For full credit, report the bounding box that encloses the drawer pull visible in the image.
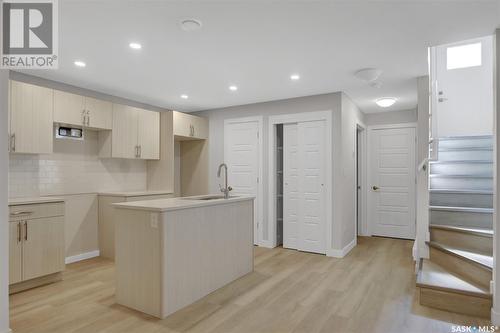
[10,211,33,216]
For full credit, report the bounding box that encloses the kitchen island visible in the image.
[112,194,254,318]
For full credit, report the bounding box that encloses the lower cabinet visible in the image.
[9,202,65,293]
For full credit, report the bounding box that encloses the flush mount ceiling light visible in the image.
[290,74,300,81]
[229,85,238,91]
[375,97,397,108]
[180,19,202,31]
[354,68,382,82]
[180,94,189,99]
[129,42,142,50]
[74,60,86,67]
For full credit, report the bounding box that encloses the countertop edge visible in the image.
[113,196,255,212]
[8,197,65,206]
[98,190,174,197]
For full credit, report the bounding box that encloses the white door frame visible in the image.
[366,122,417,237]
[356,123,369,236]
[224,116,264,246]
[268,111,333,250]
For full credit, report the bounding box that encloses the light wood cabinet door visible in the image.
[9,222,22,285]
[54,90,85,126]
[85,97,112,130]
[173,111,208,140]
[112,104,139,159]
[137,109,160,160]
[10,81,53,154]
[191,115,208,140]
[23,217,65,281]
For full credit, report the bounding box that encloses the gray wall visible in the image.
[195,92,365,254]
[364,109,417,126]
[195,92,342,250]
[0,70,9,332]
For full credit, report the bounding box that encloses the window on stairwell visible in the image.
[446,42,482,70]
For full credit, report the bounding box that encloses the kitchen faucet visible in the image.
[217,163,233,199]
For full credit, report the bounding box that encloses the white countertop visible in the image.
[98,190,174,197]
[113,194,254,212]
[9,197,65,206]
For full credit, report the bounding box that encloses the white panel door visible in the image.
[297,120,326,254]
[224,120,260,244]
[283,123,299,249]
[369,127,416,239]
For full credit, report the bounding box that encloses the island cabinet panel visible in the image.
[113,197,254,319]
[162,200,254,316]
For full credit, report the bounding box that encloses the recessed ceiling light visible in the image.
[180,94,189,99]
[129,42,142,50]
[290,74,300,81]
[74,60,86,67]
[229,85,238,91]
[375,97,397,108]
[180,19,202,31]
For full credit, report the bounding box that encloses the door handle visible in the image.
[372,186,379,191]
[17,222,21,243]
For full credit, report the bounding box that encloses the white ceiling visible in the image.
[20,0,500,113]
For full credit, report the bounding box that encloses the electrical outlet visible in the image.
[150,213,159,228]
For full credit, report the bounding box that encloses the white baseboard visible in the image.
[65,250,100,264]
[258,240,276,248]
[327,238,357,258]
[492,307,500,325]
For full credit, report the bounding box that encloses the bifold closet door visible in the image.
[283,123,299,249]
[283,120,327,254]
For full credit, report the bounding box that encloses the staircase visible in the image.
[417,135,493,318]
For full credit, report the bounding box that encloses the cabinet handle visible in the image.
[86,110,90,126]
[17,222,21,243]
[139,145,142,158]
[10,133,15,152]
[24,221,28,241]
[135,145,139,158]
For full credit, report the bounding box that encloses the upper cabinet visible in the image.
[99,104,160,160]
[54,90,112,130]
[9,81,53,154]
[173,111,208,140]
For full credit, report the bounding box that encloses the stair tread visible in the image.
[439,135,493,140]
[429,174,492,179]
[427,241,493,270]
[429,224,493,237]
[430,189,493,195]
[417,259,491,298]
[429,206,493,213]
[430,160,492,165]
[439,147,493,152]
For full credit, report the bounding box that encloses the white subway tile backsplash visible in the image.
[9,130,148,198]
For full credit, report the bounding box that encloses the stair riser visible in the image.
[430,210,492,229]
[429,247,491,289]
[419,288,491,318]
[437,150,492,162]
[430,229,492,256]
[439,137,493,150]
[430,163,493,177]
[430,192,493,208]
[430,177,492,191]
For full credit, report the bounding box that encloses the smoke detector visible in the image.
[180,19,202,32]
[354,68,382,82]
